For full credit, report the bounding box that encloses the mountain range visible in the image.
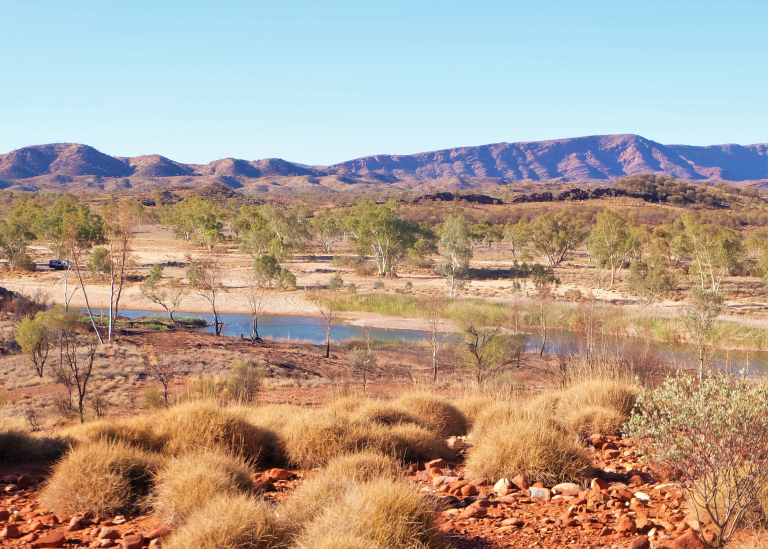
[0,134,765,194]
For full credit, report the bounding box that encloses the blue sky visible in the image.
[0,1,766,165]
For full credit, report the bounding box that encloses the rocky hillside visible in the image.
[0,135,765,194]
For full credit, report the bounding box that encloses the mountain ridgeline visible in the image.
[0,135,765,194]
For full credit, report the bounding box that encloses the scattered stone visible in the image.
[501,518,525,527]
[528,487,551,500]
[426,459,447,470]
[552,482,580,496]
[591,478,609,491]
[98,528,121,540]
[671,532,708,549]
[265,468,291,481]
[617,516,637,533]
[629,535,650,549]
[0,509,9,521]
[446,436,463,451]
[16,476,32,488]
[460,504,487,519]
[460,484,478,497]
[122,534,144,549]
[1,524,20,539]
[33,531,66,548]
[511,474,529,491]
[492,478,511,496]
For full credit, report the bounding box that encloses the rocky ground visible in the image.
[2,433,764,548]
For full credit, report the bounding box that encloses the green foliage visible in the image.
[373,280,384,290]
[310,208,345,253]
[16,316,49,377]
[625,375,768,547]
[520,211,588,266]
[346,201,435,277]
[329,272,344,291]
[615,174,729,207]
[437,211,472,295]
[683,288,724,376]
[628,255,675,305]
[683,212,743,293]
[227,361,263,404]
[346,283,357,294]
[252,254,296,289]
[588,209,644,286]
[87,247,110,277]
[163,197,223,247]
[15,253,36,272]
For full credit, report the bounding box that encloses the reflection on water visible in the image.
[97,309,767,377]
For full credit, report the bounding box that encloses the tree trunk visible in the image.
[325,338,330,359]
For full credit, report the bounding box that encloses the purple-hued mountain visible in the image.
[0,135,765,193]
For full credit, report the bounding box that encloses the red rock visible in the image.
[671,532,708,549]
[40,514,59,525]
[33,531,66,548]
[591,478,609,491]
[460,484,478,496]
[21,532,39,542]
[629,535,650,549]
[617,515,637,533]
[0,509,9,521]
[428,467,443,478]
[265,468,291,481]
[614,489,634,502]
[426,459,447,470]
[414,470,431,482]
[146,527,170,539]
[1,524,20,539]
[511,474,529,491]
[628,475,644,487]
[122,534,144,549]
[28,520,44,532]
[68,515,90,531]
[460,504,487,518]
[469,477,488,486]
[99,528,121,540]
[15,476,32,488]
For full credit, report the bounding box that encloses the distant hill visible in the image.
[0,135,765,194]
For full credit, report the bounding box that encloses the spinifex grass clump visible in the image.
[625,375,768,548]
[41,440,162,516]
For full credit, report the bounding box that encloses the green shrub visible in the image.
[144,389,163,409]
[373,280,384,290]
[625,375,768,547]
[329,272,344,291]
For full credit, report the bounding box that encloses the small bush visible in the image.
[373,280,385,290]
[329,272,344,291]
[320,451,401,483]
[347,282,357,294]
[144,389,163,409]
[625,375,768,547]
[465,407,590,484]
[15,253,36,272]
[164,493,287,549]
[404,281,413,290]
[453,395,494,428]
[152,449,253,526]
[41,440,162,515]
[227,360,263,404]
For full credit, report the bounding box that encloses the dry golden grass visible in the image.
[41,440,162,516]
[392,393,468,436]
[281,408,453,468]
[239,404,308,465]
[152,449,254,526]
[154,401,267,460]
[0,427,68,464]
[293,476,445,549]
[319,451,401,482]
[452,395,495,429]
[464,406,590,484]
[164,493,287,549]
[564,405,627,438]
[61,415,159,452]
[351,400,420,427]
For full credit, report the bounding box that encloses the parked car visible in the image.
[49,259,70,270]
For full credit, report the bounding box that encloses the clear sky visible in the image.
[1,0,766,165]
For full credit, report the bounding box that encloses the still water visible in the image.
[97,308,767,376]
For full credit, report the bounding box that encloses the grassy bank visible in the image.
[328,293,768,351]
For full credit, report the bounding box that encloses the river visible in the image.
[97,308,767,377]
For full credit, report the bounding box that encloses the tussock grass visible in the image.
[318,451,401,483]
[351,400,420,427]
[464,406,590,484]
[152,449,253,526]
[564,405,627,438]
[452,395,495,429]
[62,415,159,452]
[41,440,162,516]
[164,493,287,549]
[0,427,68,464]
[293,476,445,549]
[392,393,468,437]
[239,404,304,465]
[154,401,267,460]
